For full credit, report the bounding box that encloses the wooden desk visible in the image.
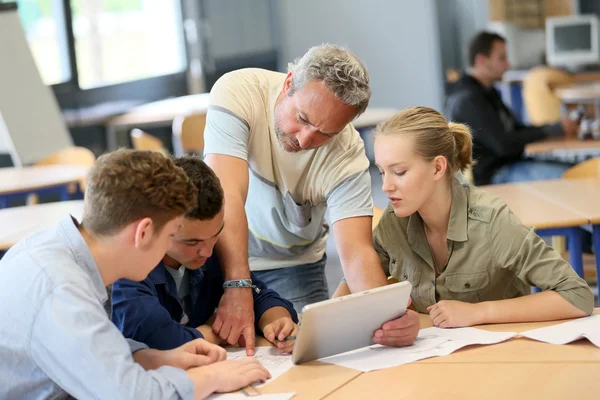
[326,363,600,400]
[480,182,588,277]
[480,183,588,229]
[104,94,210,150]
[0,200,84,252]
[524,137,600,164]
[556,79,600,124]
[526,137,600,155]
[525,178,600,289]
[0,166,88,208]
[326,311,600,400]
[104,92,398,151]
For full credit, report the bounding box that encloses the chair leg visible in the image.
[551,236,566,255]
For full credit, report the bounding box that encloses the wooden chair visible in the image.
[172,113,206,156]
[562,157,600,180]
[373,205,384,230]
[36,146,95,167]
[130,129,169,156]
[29,146,96,204]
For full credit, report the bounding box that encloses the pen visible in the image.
[276,335,296,341]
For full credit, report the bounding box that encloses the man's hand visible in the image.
[133,339,226,370]
[427,300,485,328]
[213,288,256,355]
[560,115,580,138]
[372,310,420,347]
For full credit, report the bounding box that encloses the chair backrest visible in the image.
[172,113,206,156]
[373,205,384,230]
[522,66,573,125]
[35,146,96,167]
[130,129,168,155]
[562,157,600,180]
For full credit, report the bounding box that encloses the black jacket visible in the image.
[445,74,562,185]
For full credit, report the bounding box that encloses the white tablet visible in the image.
[291,281,412,364]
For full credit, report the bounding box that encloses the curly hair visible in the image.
[287,43,371,117]
[82,149,198,235]
[172,156,224,220]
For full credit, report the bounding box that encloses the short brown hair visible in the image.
[375,106,474,177]
[172,156,224,220]
[468,31,506,67]
[82,149,198,236]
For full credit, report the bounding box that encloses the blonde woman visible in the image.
[336,106,593,328]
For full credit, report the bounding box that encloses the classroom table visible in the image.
[103,92,398,151]
[325,362,600,400]
[524,137,600,164]
[480,183,588,277]
[258,311,600,399]
[0,165,88,208]
[524,178,600,291]
[0,200,84,256]
[556,80,600,118]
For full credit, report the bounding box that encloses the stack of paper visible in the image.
[521,314,600,347]
[319,327,517,372]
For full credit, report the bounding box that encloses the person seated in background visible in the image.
[335,107,593,328]
[112,156,298,356]
[0,149,270,400]
[446,31,580,186]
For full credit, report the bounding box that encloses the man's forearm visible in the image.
[216,195,251,279]
[343,248,388,293]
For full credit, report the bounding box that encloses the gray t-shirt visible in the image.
[165,264,190,300]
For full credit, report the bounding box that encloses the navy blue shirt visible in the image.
[111,255,298,350]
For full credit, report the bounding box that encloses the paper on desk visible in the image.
[206,392,295,400]
[226,346,294,387]
[320,327,517,372]
[521,314,600,347]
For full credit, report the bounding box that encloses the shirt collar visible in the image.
[407,179,469,246]
[57,216,107,303]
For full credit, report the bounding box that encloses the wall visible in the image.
[276,0,445,111]
[436,0,489,72]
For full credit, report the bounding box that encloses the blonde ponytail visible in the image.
[448,122,474,172]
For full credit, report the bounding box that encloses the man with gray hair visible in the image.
[204,44,412,355]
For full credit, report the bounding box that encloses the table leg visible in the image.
[58,186,70,202]
[537,227,583,278]
[566,227,584,278]
[593,225,600,304]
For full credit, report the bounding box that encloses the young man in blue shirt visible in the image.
[112,156,299,356]
[0,150,270,400]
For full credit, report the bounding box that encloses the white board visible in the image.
[0,4,72,165]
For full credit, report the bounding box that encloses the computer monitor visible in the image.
[546,14,600,69]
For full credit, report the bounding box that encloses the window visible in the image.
[4,0,71,85]
[5,0,187,91]
[70,0,186,89]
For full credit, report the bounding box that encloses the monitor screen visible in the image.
[554,23,592,52]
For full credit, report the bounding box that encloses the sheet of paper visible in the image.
[521,314,600,347]
[206,392,295,400]
[226,346,295,387]
[320,327,517,372]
